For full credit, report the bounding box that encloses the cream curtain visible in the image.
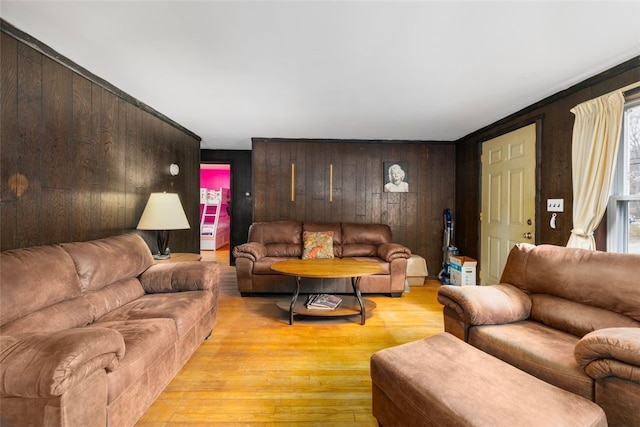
[567,91,624,249]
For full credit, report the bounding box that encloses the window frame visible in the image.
[607,95,640,253]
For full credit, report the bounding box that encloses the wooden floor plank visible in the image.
[136,248,444,426]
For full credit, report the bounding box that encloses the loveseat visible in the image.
[437,243,640,427]
[0,233,220,427]
[233,221,411,297]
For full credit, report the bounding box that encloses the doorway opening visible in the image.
[200,164,231,251]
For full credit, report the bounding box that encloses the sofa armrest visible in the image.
[233,242,267,262]
[140,261,219,293]
[377,243,411,262]
[0,328,125,398]
[437,283,532,325]
[575,328,640,382]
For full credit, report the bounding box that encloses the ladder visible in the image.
[200,187,222,250]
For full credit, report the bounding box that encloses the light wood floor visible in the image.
[136,248,445,426]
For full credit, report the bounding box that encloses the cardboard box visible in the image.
[406,255,428,286]
[450,256,477,286]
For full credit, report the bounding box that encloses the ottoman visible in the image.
[370,332,607,427]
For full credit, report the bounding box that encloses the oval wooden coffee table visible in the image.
[271,258,382,325]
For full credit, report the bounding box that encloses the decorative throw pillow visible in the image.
[302,231,334,259]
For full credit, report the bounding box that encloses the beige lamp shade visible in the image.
[137,192,190,231]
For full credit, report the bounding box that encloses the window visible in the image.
[608,96,640,253]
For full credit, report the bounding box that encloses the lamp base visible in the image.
[156,230,171,260]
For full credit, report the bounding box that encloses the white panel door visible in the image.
[480,124,536,285]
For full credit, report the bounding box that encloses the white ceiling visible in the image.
[2,1,639,150]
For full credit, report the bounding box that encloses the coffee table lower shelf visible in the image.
[276,296,376,321]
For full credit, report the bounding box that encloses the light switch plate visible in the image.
[547,199,564,212]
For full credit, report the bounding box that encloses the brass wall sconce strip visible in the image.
[329,164,333,202]
[291,163,295,202]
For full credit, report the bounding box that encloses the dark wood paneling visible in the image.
[15,41,43,248]
[71,73,93,243]
[0,33,18,245]
[251,139,455,276]
[0,29,201,253]
[455,56,640,260]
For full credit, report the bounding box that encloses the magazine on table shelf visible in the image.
[305,294,343,310]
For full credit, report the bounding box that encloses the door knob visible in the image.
[523,232,532,239]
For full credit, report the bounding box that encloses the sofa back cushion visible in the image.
[501,243,640,322]
[1,297,94,335]
[85,278,146,321]
[342,223,391,257]
[61,234,153,292]
[530,294,640,337]
[1,245,83,327]
[303,223,343,258]
[1,278,146,334]
[248,221,302,257]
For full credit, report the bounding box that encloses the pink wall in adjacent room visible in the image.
[201,168,230,191]
[200,166,231,224]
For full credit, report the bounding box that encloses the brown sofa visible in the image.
[437,243,640,427]
[233,221,411,297]
[0,233,220,427]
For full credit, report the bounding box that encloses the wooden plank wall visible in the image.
[252,138,456,275]
[0,29,201,252]
[455,57,640,259]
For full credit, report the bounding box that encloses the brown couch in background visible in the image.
[233,221,411,297]
[0,234,220,427]
[438,243,640,426]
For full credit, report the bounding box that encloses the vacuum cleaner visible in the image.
[438,208,458,285]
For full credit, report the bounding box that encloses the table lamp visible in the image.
[137,192,190,260]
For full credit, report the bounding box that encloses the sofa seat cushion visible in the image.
[95,291,214,339]
[469,321,593,400]
[89,319,177,403]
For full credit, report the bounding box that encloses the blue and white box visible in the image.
[450,256,477,286]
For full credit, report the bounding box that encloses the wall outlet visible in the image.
[547,199,564,212]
